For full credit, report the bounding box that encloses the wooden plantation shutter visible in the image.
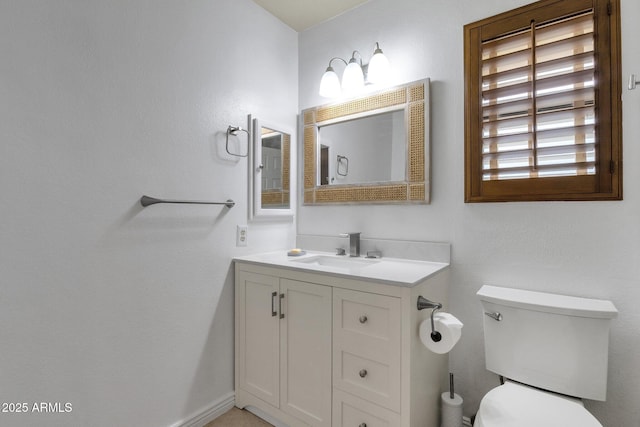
[464,0,622,202]
[482,12,596,180]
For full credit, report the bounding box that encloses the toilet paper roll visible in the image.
[419,312,463,354]
[441,392,464,427]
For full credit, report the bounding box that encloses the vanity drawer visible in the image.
[333,288,401,411]
[339,298,393,340]
[334,288,401,342]
[336,350,395,406]
[333,389,400,427]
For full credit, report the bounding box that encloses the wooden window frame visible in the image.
[464,0,622,202]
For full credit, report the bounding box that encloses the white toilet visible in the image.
[474,285,618,427]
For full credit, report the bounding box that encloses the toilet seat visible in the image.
[474,381,602,427]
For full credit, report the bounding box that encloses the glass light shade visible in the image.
[341,60,365,92]
[319,67,341,98]
[367,50,390,84]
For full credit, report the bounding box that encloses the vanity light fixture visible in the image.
[342,51,365,92]
[367,42,391,84]
[319,57,346,98]
[318,42,390,98]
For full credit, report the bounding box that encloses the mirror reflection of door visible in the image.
[320,145,329,186]
[262,134,282,191]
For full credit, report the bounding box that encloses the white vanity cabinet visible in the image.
[235,255,449,427]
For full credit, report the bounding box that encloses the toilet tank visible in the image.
[477,285,617,401]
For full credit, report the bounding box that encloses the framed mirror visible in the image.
[302,78,430,204]
[249,117,294,220]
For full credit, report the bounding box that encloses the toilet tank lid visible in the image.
[477,285,618,319]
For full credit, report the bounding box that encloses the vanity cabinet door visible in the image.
[236,271,280,407]
[280,279,332,427]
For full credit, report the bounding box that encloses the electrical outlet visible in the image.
[236,225,248,247]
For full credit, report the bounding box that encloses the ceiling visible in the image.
[252,0,372,32]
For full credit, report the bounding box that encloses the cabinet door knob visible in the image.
[359,315,368,324]
[359,369,368,378]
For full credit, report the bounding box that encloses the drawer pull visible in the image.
[359,424,367,427]
[359,369,368,378]
[359,315,368,324]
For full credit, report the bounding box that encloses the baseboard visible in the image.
[170,392,235,427]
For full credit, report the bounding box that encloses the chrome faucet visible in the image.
[339,232,361,257]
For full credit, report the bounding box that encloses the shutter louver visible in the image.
[480,11,595,181]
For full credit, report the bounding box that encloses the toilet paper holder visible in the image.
[417,296,443,342]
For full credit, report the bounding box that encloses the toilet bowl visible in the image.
[474,285,617,427]
[474,381,602,427]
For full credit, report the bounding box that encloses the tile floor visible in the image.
[205,407,273,427]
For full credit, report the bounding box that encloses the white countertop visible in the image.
[234,250,449,287]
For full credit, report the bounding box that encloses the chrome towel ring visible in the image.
[226,125,249,157]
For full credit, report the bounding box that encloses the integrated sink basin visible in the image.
[290,255,380,270]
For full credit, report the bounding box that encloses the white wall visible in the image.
[299,1,640,426]
[0,1,297,426]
